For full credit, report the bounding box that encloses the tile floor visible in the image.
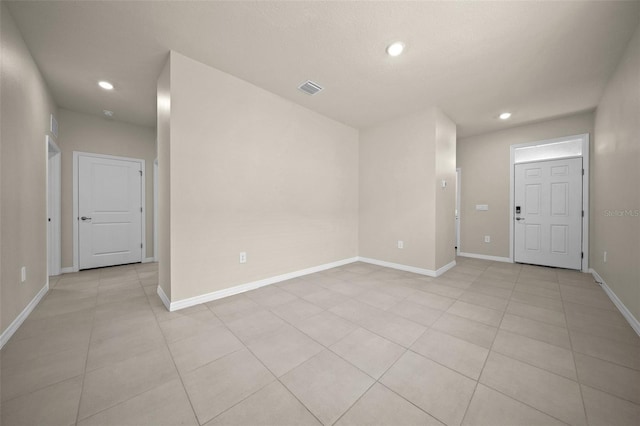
[1,258,639,425]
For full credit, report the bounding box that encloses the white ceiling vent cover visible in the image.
[298,80,323,95]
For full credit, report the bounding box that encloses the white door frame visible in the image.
[509,134,590,272]
[73,151,146,271]
[153,158,158,262]
[47,135,61,276]
[455,168,461,256]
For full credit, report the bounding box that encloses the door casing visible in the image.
[509,134,589,272]
[47,135,61,276]
[72,151,146,272]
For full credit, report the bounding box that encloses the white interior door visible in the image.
[79,154,143,269]
[514,157,582,270]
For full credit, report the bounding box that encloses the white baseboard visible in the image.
[142,257,155,264]
[157,285,171,311]
[591,269,640,337]
[166,257,359,312]
[357,257,456,277]
[0,282,49,350]
[458,252,512,263]
[60,267,75,274]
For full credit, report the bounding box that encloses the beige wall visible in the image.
[457,111,594,258]
[592,25,640,321]
[57,109,156,268]
[359,108,456,272]
[157,57,171,299]
[164,51,359,301]
[1,4,58,334]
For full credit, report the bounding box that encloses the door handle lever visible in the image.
[81,216,92,221]
[515,217,524,221]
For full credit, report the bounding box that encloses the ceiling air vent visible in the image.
[298,80,323,96]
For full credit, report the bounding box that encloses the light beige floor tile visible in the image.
[574,352,640,404]
[96,286,146,306]
[277,278,324,298]
[500,313,571,349]
[459,290,509,311]
[78,347,178,420]
[462,384,565,426]
[152,302,209,323]
[181,349,275,425]
[506,301,567,328]
[319,280,367,297]
[247,324,324,377]
[86,325,166,371]
[28,294,97,321]
[432,312,498,348]
[330,328,405,379]
[388,300,444,327]
[380,350,476,426]
[492,330,577,379]
[206,295,262,322]
[570,330,640,370]
[205,381,320,426]
[281,350,374,425]
[336,383,443,426]
[245,285,299,307]
[225,309,286,344]
[411,329,489,380]
[514,282,561,299]
[565,303,640,346]
[271,298,325,323]
[356,289,403,311]
[330,299,381,324]
[303,288,350,309]
[467,281,513,298]
[294,311,358,346]
[447,300,503,327]
[417,282,465,299]
[372,281,417,298]
[581,384,640,426]
[511,291,564,312]
[1,375,83,426]
[168,326,244,374]
[480,352,586,425]
[158,309,222,343]
[90,310,157,342]
[9,307,94,342]
[1,344,88,402]
[359,310,427,348]
[410,291,457,311]
[559,285,617,311]
[78,379,198,426]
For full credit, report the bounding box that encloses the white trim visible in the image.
[73,151,146,271]
[60,267,75,274]
[47,136,61,276]
[357,256,456,277]
[153,158,158,262]
[458,252,512,263]
[509,134,590,272]
[0,282,49,349]
[591,269,640,337]
[157,285,171,311]
[143,257,155,264]
[166,257,358,311]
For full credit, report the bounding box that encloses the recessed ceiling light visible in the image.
[499,112,512,120]
[386,42,405,57]
[103,110,114,117]
[98,81,114,90]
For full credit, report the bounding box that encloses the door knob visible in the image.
[81,216,92,221]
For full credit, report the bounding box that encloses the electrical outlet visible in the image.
[484,235,491,243]
[239,252,247,264]
[604,251,607,263]
[21,266,26,283]
[397,240,404,249]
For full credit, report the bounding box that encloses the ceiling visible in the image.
[6,1,640,137]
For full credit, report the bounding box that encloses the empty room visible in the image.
[1,1,639,425]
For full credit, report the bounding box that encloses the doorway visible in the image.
[47,136,61,276]
[73,152,145,270]
[510,134,589,271]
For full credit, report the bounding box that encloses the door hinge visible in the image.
[139,170,143,176]
[582,169,584,175]
[581,252,584,259]
[141,243,143,249]
[140,207,143,213]
[582,210,584,217]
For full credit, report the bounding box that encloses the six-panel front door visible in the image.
[514,157,583,270]
[78,154,143,269]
